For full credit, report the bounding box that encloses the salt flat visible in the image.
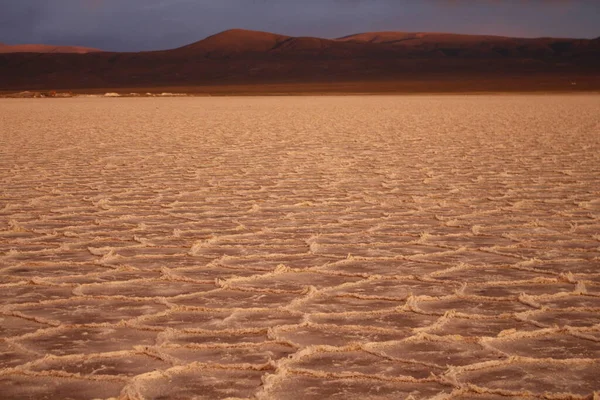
[0,95,599,399]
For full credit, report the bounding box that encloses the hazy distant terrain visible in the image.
[1,96,599,399]
[0,29,599,92]
[0,43,101,54]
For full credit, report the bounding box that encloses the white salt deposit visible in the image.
[0,95,599,399]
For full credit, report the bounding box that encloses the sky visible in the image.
[0,0,598,51]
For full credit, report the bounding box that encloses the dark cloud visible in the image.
[0,0,598,51]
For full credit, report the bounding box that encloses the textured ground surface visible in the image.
[0,96,599,399]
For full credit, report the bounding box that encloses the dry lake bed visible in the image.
[1,95,599,399]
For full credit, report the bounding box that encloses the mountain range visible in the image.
[1,29,599,93]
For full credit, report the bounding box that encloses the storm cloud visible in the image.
[0,0,598,51]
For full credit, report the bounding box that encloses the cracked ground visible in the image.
[1,95,599,399]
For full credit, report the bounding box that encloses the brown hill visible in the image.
[176,29,369,57]
[335,31,599,58]
[0,29,598,93]
[337,31,510,45]
[0,44,102,54]
[177,29,290,54]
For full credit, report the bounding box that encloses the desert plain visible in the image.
[0,95,599,399]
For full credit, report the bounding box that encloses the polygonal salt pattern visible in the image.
[1,95,599,399]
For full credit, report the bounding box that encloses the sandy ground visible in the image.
[0,96,599,399]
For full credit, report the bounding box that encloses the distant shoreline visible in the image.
[1,80,599,98]
[3,92,598,98]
